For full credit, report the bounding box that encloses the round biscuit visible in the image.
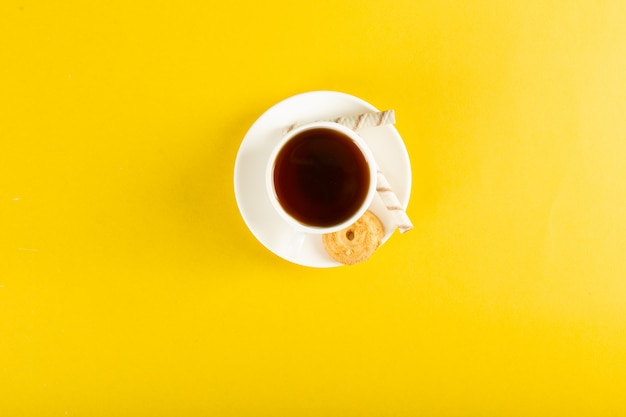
[322,210,385,265]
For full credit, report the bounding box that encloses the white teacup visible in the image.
[266,121,377,258]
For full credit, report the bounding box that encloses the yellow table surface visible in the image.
[2,1,626,415]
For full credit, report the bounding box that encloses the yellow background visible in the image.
[2,0,626,415]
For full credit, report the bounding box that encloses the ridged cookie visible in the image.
[322,210,384,265]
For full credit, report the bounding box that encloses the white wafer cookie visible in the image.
[376,169,413,234]
[284,110,396,135]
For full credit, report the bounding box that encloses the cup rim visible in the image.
[266,121,378,235]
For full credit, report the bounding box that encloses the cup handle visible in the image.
[287,230,306,259]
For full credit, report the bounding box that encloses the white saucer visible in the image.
[234,91,412,268]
